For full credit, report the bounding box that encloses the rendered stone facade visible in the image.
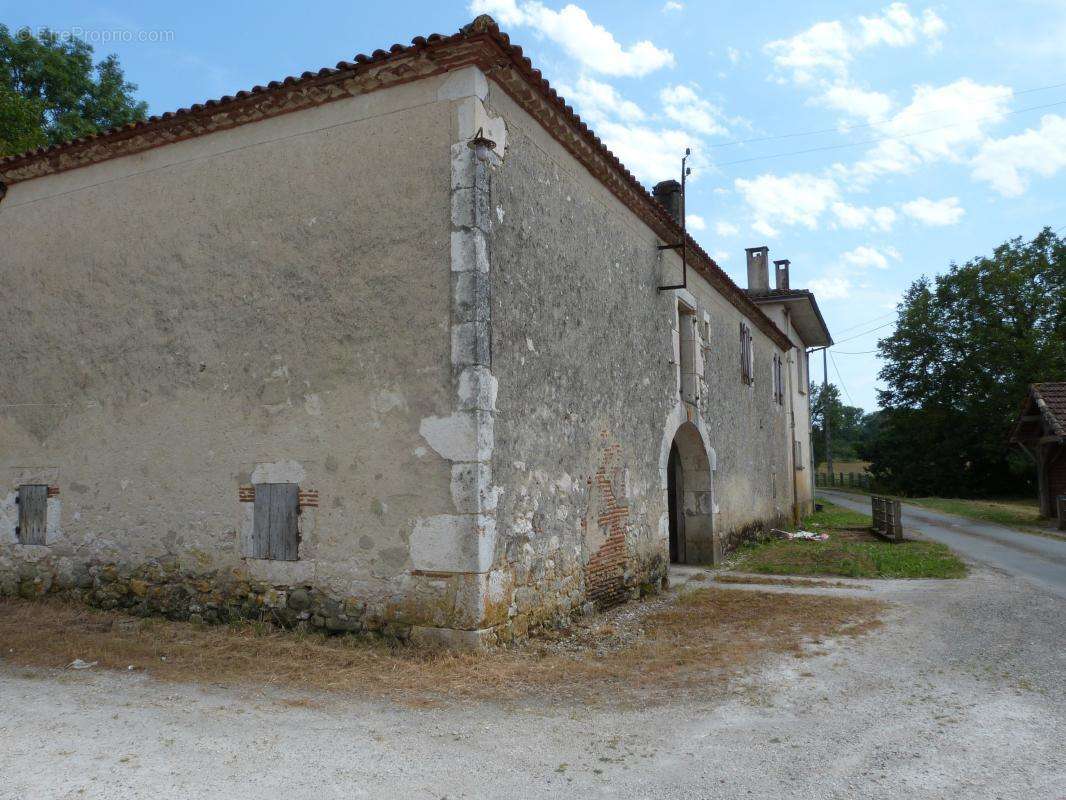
[0,18,829,646]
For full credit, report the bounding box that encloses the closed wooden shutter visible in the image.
[251,483,300,561]
[17,485,48,545]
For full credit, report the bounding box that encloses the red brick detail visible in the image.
[46,486,60,498]
[239,486,318,507]
[583,440,632,609]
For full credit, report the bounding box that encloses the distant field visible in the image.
[815,460,870,473]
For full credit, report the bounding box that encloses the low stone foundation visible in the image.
[0,546,670,647]
[0,557,414,638]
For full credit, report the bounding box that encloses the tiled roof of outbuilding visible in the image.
[0,15,797,350]
[1033,383,1066,437]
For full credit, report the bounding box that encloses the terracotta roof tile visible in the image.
[1033,383,1066,437]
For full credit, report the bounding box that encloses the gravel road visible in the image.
[2,564,1063,798]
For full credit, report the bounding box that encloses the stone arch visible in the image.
[658,405,717,565]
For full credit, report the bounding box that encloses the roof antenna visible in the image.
[657,148,691,292]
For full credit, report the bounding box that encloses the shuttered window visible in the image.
[772,354,785,405]
[739,323,754,385]
[17,484,48,545]
[249,483,300,561]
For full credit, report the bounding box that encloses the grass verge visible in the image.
[0,588,883,706]
[730,501,967,579]
[821,488,1058,539]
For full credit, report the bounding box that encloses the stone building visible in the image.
[0,16,831,646]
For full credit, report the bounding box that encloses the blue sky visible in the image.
[8,0,1066,411]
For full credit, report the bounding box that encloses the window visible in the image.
[249,483,300,560]
[679,306,699,404]
[794,440,804,471]
[16,484,48,545]
[739,322,754,384]
[772,353,785,405]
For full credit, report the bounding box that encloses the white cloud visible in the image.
[765,3,946,86]
[470,0,675,76]
[819,84,893,123]
[734,172,840,236]
[880,79,1012,162]
[837,79,1014,184]
[765,20,851,85]
[831,202,897,231]
[660,84,729,136]
[594,120,695,183]
[841,245,900,270]
[858,4,945,49]
[971,114,1066,197]
[557,76,645,124]
[901,196,965,226]
[687,214,706,231]
[726,47,742,65]
[715,221,739,237]
[712,249,731,263]
[808,273,853,300]
[662,0,684,11]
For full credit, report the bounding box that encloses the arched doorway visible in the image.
[666,421,716,565]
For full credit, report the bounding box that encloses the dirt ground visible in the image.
[1,565,1063,799]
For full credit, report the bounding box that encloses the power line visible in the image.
[715,98,1066,169]
[829,350,855,406]
[833,319,897,345]
[832,310,896,336]
[707,79,1066,150]
[832,349,879,355]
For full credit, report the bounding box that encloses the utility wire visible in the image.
[829,350,855,406]
[832,310,896,335]
[715,98,1066,168]
[832,319,897,345]
[708,78,1066,150]
[831,349,879,355]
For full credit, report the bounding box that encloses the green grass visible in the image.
[819,487,1053,537]
[731,500,968,580]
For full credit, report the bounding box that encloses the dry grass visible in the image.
[0,590,883,706]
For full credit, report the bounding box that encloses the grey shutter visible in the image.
[17,485,48,545]
[251,483,300,561]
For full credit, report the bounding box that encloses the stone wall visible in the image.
[0,73,480,639]
[482,81,792,632]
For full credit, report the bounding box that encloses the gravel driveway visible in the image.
[2,563,1063,798]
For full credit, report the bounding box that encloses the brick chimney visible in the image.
[653,179,682,224]
[773,259,790,291]
[745,246,770,293]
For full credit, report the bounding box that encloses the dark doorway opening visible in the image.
[667,442,686,563]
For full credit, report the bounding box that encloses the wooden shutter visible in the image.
[251,483,300,561]
[17,485,48,545]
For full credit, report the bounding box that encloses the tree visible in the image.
[811,382,867,467]
[869,227,1066,497]
[0,25,147,157]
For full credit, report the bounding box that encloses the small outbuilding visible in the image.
[1010,383,1066,523]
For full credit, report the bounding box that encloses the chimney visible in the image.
[653,179,682,225]
[745,246,770,293]
[773,259,790,291]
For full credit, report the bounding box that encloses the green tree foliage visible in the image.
[869,227,1066,497]
[0,25,147,157]
[811,382,868,466]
